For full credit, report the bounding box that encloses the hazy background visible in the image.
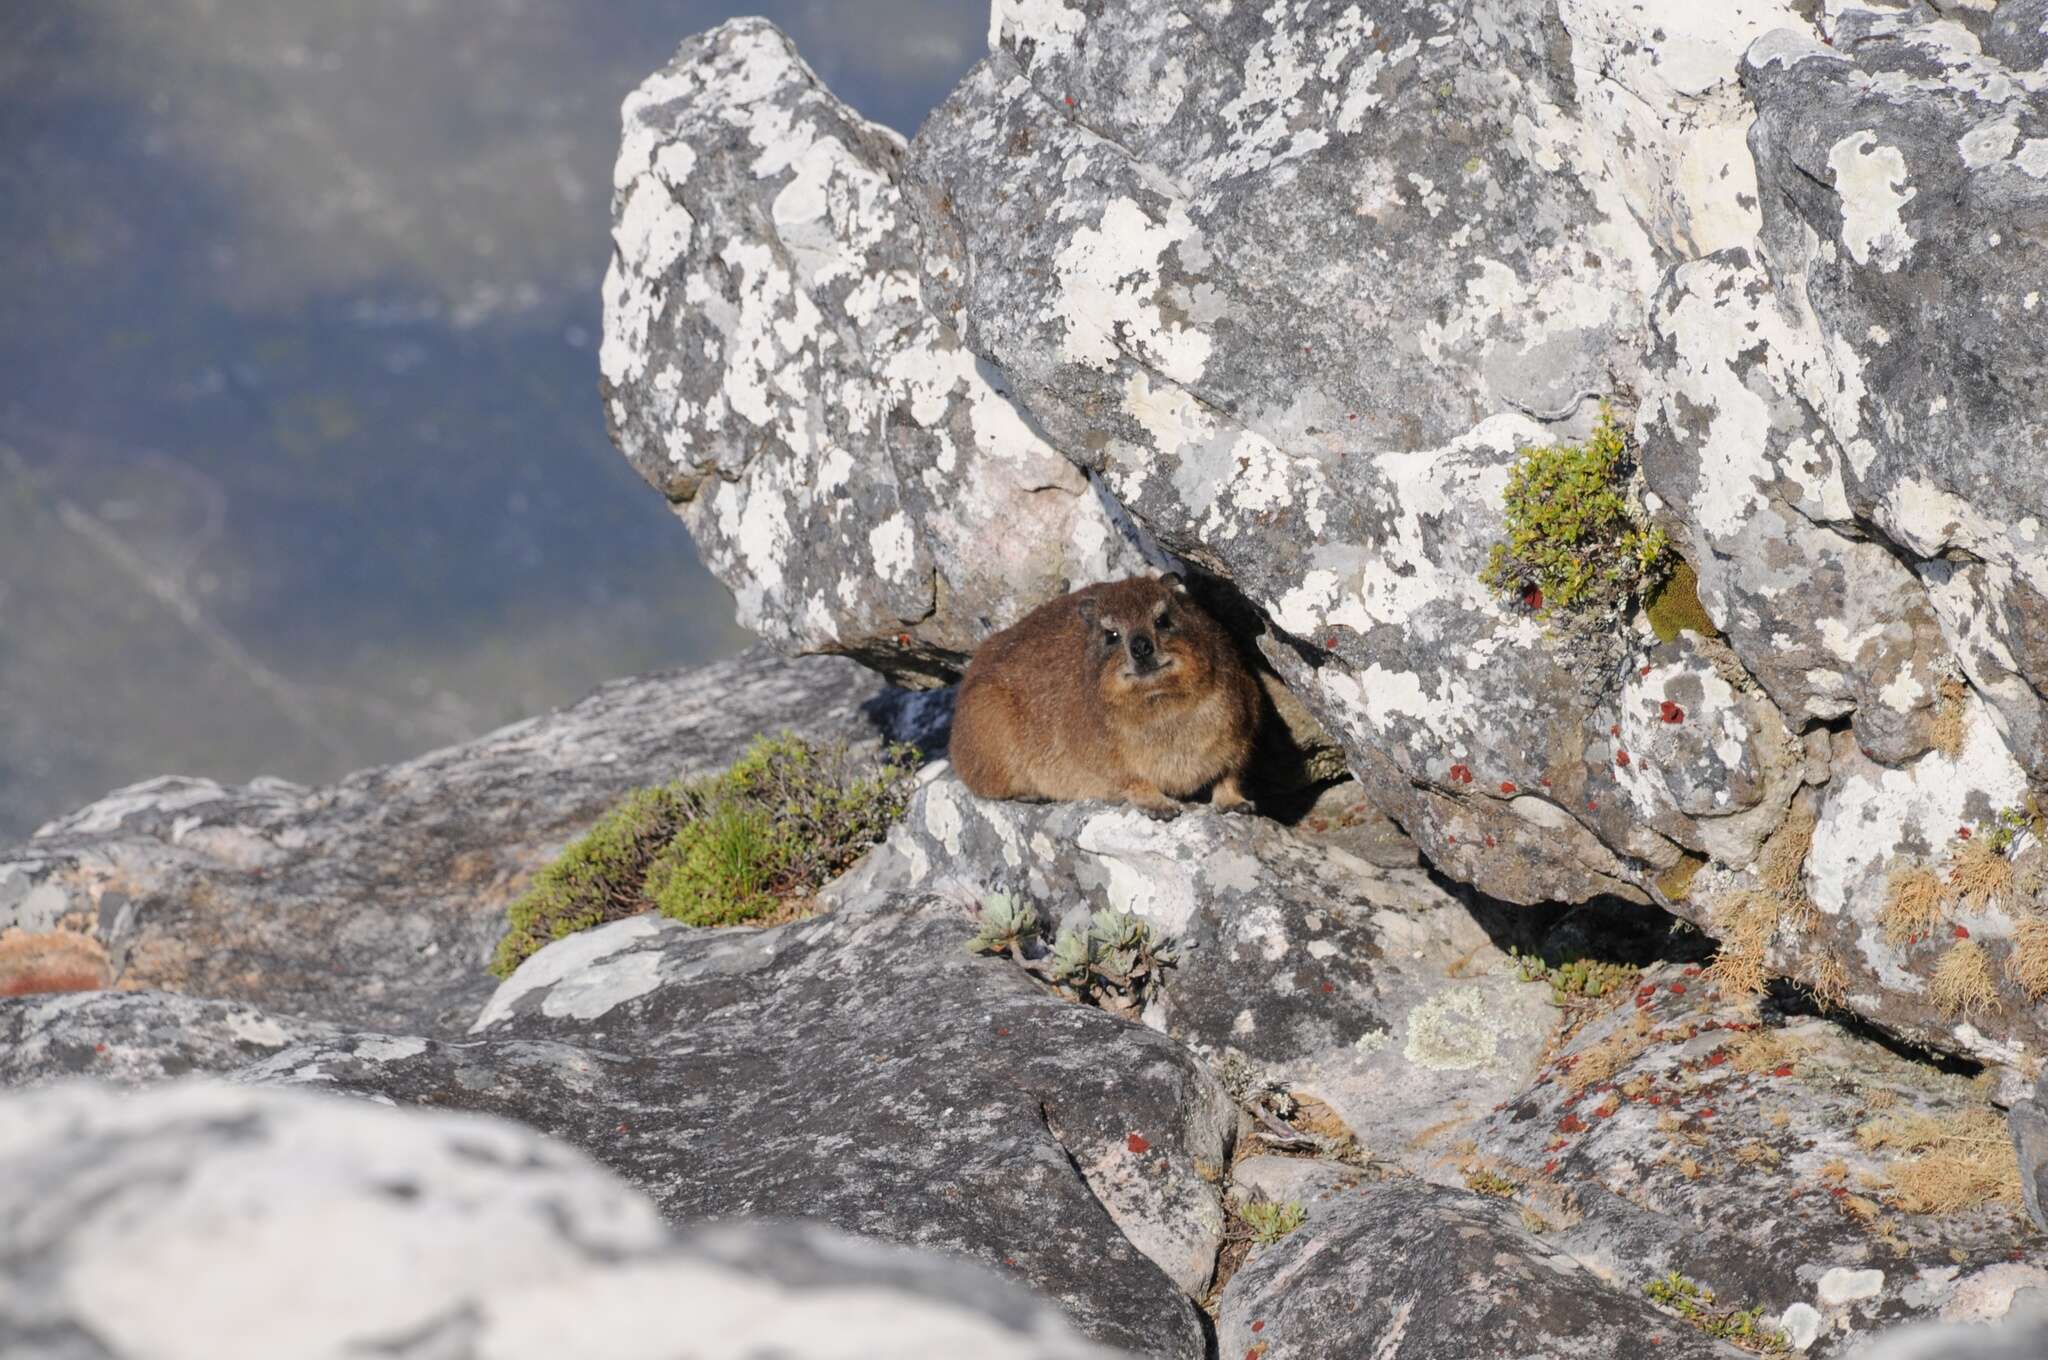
[0,1,987,839]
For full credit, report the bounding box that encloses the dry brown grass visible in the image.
[1927,940,2000,1020]
[1882,863,1947,946]
[1565,1019,1656,1095]
[1856,1108,2022,1214]
[1945,836,2015,912]
[1733,1140,1781,1169]
[1759,798,1816,895]
[1803,952,1849,1009]
[1704,888,1780,997]
[2005,917,2048,1003]
[1728,1028,1799,1074]
[1932,676,1969,759]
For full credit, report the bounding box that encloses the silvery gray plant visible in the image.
[967,897,1177,1020]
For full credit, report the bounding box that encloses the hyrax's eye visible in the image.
[1103,628,1122,647]
[1155,611,1174,631]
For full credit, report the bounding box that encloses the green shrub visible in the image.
[1480,404,1672,619]
[489,734,916,978]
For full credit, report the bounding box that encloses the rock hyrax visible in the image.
[949,572,1262,816]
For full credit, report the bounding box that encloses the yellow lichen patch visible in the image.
[1927,940,2000,1021]
[1931,676,1969,760]
[1657,853,1707,904]
[2005,917,2048,1003]
[1856,1108,2023,1214]
[1880,863,1946,947]
[1944,836,2014,913]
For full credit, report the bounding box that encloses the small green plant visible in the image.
[490,734,916,977]
[1239,1199,1306,1246]
[1643,1273,1790,1355]
[1508,946,1638,1005]
[968,901,1178,1021]
[1480,403,1671,619]
[1983,803,2041,856]
[1464,1168,1518,1198]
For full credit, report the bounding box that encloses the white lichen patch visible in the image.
[1827,132,1917,271]
[1048,197,1212,383]
[1402,987,1502,1071]
[471,916,672,1033]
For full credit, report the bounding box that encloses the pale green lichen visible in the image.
[1402,987,1501,1071]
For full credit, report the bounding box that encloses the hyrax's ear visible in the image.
[1152,566,1187,592]
[1075,595,1100,626]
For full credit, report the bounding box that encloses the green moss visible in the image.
[1464,1168,1518,1198]
[1646,558,1719,642]
[1480,403,1671,620]
[488,734,916,978]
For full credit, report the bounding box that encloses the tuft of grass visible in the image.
[1881,864,1947,947]
[2005,917,2048,1003]
[489,734,916,977]
[1857,1107,2022,1214]
[1931,676,1968,759]
[1704,888,1780,999]
[1803,952,1849,1010]
[1945,836,2015,913]
[1239,1199,1307,1246]
[1479,403,1671,620]
[1643,1273,1790,1355]
[1926,939,1999,1021]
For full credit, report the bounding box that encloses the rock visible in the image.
[1465,963,2044,1353]
[0,649,891,1034]
[0,990,339,1088]
[0,1080,1134,1360]
[2014,1077,2048,1237]
[598,19,1143,686]
[1214,1176,1748,1358]
[843,774,1559,1171]
[1853,1318,2048,1360]
[216,889,1232,1359]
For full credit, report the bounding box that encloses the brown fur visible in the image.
[949,574,1262,815]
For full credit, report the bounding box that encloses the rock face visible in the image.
[598,20,1145,685]
[601,3,2048,1061]
[0,649,890,1034]
[0,1081,1131,1360]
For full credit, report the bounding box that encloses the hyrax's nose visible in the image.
[1128,633,1156,664]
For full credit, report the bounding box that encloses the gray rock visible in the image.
[843,773,1558,1175]
[0,991,339,1088]
[227,890,1232,1359]
[1466,963,2045,1353]
[1852,1318,2048,1360]
[0,1080,1133,1360]
[1214,1176,1748,1358]
[2015,1080,2048,1237]
[0,648,890,1034]
[598,19,1143,686]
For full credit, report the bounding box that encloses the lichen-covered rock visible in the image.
[2015,1073,2048,1237]
[0,990,340,1088]
[1465,963,2046,1354]
[0,1081,1134,1360]
[1214,1176,1749,1358]
[0,649,891,1034]
[842,774,1558,1175]
[598,20,1142,685]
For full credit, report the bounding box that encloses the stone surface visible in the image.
[592,4,2048,1063]
[841,772,1559,1175]
[0,648,890,1035]
[2016,1075,2048,1237]
[0,1080,1133,1360]
[1466,963,2045,1353]
[598,19,1143,686]
[1214,1176,1747,1358]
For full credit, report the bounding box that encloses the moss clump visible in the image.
[1480,403,1672,620]
[489,734,916,978]
[1646,558,1719,642]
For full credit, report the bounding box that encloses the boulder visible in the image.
[0,1080,1133,1360]
[598,20,1144,686]
[0,649,891,1035]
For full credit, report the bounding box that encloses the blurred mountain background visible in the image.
[0,1,984,840]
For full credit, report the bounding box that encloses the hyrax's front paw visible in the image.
[1219,798,1259,817]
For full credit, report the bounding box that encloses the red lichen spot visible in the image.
[995,1026,1011,1036]
[1448,762,1471,783]
[1325,636,1339,650]
[1610,723,1621,737]
[1320,980,1336,994]
[1669,982,1686,995]
[1587,799,1600,811]
[94,1043,108,1054]
[1347,413,1358,421]
[1005,1256,1018,1266]
[1558,1113,1588,1134]
[1522,586,1544,610]
[1542,1159,1559,1174]
[1660,701,1685,724]
[1954,925,1971,939]
[1773,1065,1795,1078]
[1251,1321,1266,1334]
[1126,1132,1151,1154]
[1640,665,1653,678]
[1829,1185,1848,1198]
[1616,750,1632,768]
[1698,1107,1717,1119]
[1500,781,1518,794]
[896,633,912,646]
[1647,1093,1663,1105]
[617,1122,630,1133]
[1683,965,1701,976]
[1447,834,1458,844]
[1706,1051,1726,1067]
[1064,95,1075,106]
[1540,777,1552,788]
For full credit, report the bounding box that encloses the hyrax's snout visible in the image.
[1127,632,1158,670]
